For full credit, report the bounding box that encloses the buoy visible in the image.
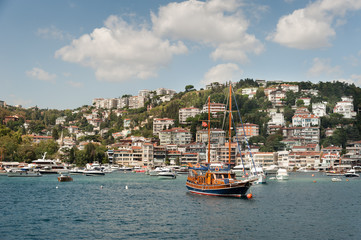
[247,193,253,199]
[346,179,349,182]
[313,180,317,183]
[100,185,103,189]
[125,185,128,189]
[56,186,58,189]
[246,172,249,176]
[312,174,315,177]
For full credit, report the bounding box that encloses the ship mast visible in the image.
[207,96,211,165]
[228,83,232,165]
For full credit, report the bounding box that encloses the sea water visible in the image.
[1,172,361,240]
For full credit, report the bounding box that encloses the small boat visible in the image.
[7,169,42,177]
[84,170,105,176]
[149,167,164,176]
[331,177,342,182]
[297,167,319,173]
[344,169,360,178]
[325,171,344,176]
[158,168,177,179]
[276,168,289,180]
[176,166,189,175]
[251,166,266,184]
[58,173,73,182]
[119,166,133,172]
[263,165,279,175]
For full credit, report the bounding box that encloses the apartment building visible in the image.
[196,128,225,145]
[153,118,175,134]
[159,128,192,145]
[179,107,200,124]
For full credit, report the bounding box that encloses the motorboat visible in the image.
[276,168,289,180]
[297,167,319,173]
[331,177,342,182]
[158,168,176,179]
[31,152,69,174]
[344,169,360,178]
[149,167,163,176]
[119,166,133,172]
[264,165,279,175]
[69,167,85,175]
[84,170,105,176]
[7,169,42,177]
[176,166,189,175]
[58,173,73,182]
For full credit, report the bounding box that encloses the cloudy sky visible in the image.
[1,0,361,109]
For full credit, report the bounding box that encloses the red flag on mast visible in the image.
[202,121,208,127]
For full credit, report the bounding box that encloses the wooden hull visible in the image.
[186,180,252,197]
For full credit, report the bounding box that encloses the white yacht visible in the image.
[276,168,289,180]
[264,165,279,175]
[157,168,176,179]
[149,167,163,176]
[30,152,68,174]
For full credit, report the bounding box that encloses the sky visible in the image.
[1,0,361,110]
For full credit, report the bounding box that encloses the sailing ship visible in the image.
[186,84,256,197]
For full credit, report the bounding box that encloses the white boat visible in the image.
[250,166,266,184]
[7,169,42,177]
[157,168,176,179]
[119,166,133,172]
[31,152,68,174]
[297,167,319,173]
[69,167,85,175]
[331,177,342,182]
[84,170,105,176]
[232,164,250,177]
[276,168,289,180]
[149,167,164,176]
[264,165,279,175]
[344,169,360,178]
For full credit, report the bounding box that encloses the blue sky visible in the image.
[1,0,361,110]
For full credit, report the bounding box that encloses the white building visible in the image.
[292,113,320,127]
[280,84,299,93]
[242,88,258,99]
[333,96,357,118]
[297,97,311,106]
[201,102,226,117]
[312,102,327,117]
[179,107,201,124]
[153,118,175,134]
[268,112,285,127]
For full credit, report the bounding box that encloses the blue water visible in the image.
[1,172,361,240]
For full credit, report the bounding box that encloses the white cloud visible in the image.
[37,25,72,40]
[339,74,361,86]
[151,0,264,63]
[268,0,361,49]
[8,94,33,107]
[307,58,342,77]
[26,67,56,83]
[67,81,83,88]
[201,63,242,86]
[55,15,187,82]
